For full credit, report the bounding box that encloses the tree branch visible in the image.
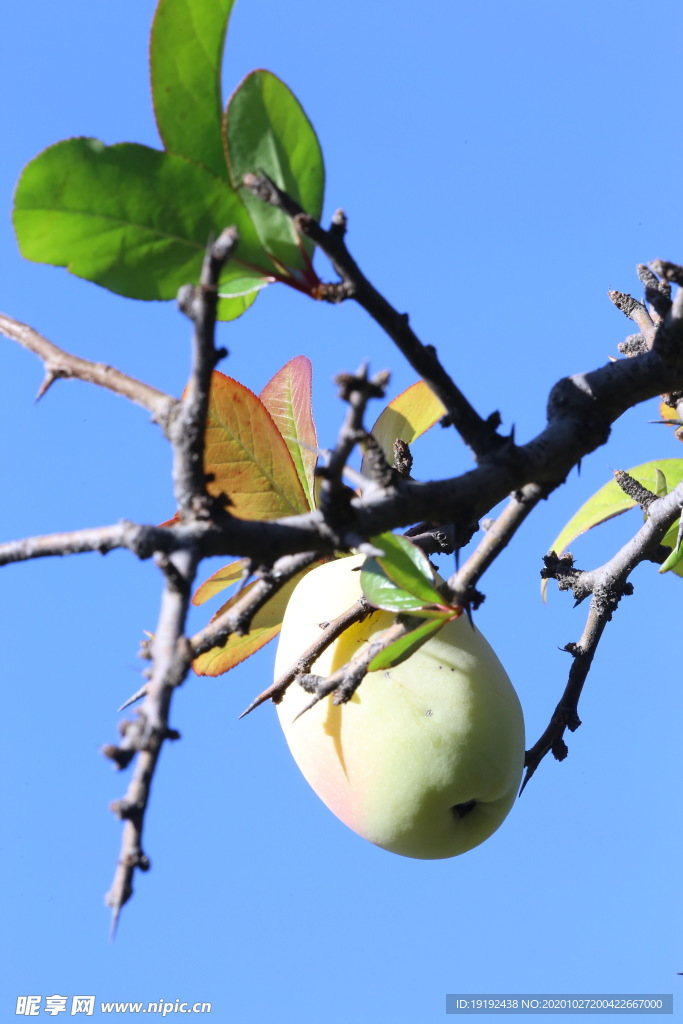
[3,280,683,575]
[190,550,321,657]
[238,596,372,717]
[315,364,392,550]
[241,172,505,460]
[292,618,410,717]
[524,479,683,790]
[446,482,549,605]
[173,227,238,518]
[103,229,239,933]
[0,313,177,431]
[4,211,683,923]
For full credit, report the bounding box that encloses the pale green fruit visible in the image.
[275,555,524,859]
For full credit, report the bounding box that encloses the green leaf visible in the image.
[370,532,446,606]
[13,138,272,302]
[654,468,668,497]
[259,356,318,510]
[543,458,683,598]
[216,289,260,321]
[368,616,449,671]
[202,371,309,519]
[224,70,324,285]
[360,558,437,613]
[362,380,446,476]
[659,518,683,575]
[150,0,236,179]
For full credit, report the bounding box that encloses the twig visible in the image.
[0,313,177,431]
[238,597,372,716]
[608,290,656,347]
[292,618,410,717]
[241,172,505,461]
[612,469,658,510]
[446,483,549,604]
[315,365,392,549]
[649,259,683,288]
[523,479,683,790]
[0,522,169,566]
[172,227,238,518]
[636,263,671,321]
[190,550,321,657]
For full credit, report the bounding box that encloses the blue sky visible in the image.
[2,1,682,1022]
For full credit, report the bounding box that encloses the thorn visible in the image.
[35,369,59,402]
[518,769,532,796]
[291,691,327,722]
[238,692,269,719]
[118,684,148,713]
[109,904,121,942]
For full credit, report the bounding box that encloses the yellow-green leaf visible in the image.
[543,458,683,598]
[362,380,446,475]
[192,558,248,607]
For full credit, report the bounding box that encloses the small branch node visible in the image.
[329,208,347,238]
[617,333,648,357]
[154,551,188,593]
[393,438,413,479]
[102,744,136,771]
[613,469,657,509]
[649,259,683,287]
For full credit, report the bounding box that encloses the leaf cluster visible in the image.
[13,0,324,320]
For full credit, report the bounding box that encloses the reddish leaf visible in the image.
[260,356,318,510]
[203,371,308,518]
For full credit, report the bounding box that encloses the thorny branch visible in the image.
[3,195,683,925]
[242,172,506,461]
[446,483,550,607]
[524,478,683,790]
[315,363,393,551]
[238,596,372,717]
[190,551,322,658]
[3,276,683,570]
[0,312,177,430]
[103,228,241,934]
